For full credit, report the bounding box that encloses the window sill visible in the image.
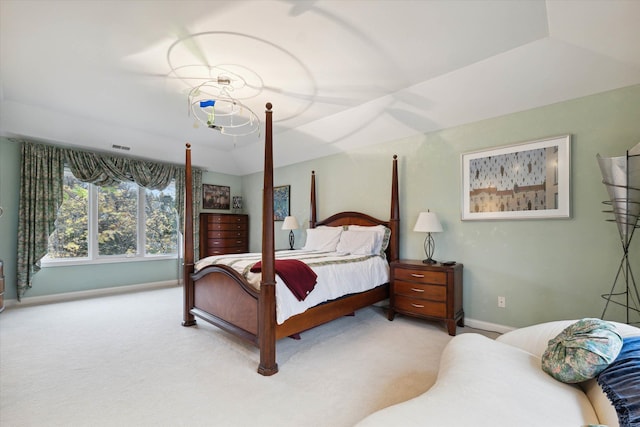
[40,255,179,268]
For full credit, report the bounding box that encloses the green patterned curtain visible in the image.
[65,149,175,189]
[16,142,65,299]
[175,166,203,260]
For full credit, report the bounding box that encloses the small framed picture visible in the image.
[202,184,230,210]
[461,135,571,220]
[273,185,290,221]
[232,196,243,210]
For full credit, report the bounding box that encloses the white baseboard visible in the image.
[464,317,516,334]
[4,280,179,309]
[5,287,517,335]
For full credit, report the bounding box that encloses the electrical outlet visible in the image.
[498,296,506,308]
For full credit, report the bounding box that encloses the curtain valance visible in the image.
[65,149,176,189]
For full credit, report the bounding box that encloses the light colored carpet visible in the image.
[0,286,496,427]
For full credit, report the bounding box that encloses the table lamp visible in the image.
[282,216,299,250]
[413,211,443,264]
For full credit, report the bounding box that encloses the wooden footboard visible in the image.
[191,265,259,345]
[189,265,389,344]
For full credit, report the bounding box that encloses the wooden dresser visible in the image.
[200,213,249,257]
[388,260,463,335]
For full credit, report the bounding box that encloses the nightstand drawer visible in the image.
[394,295,446,318]
[394,267,447,285]
[394,280,446,302]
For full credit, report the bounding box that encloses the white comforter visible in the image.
[195,250,390,324]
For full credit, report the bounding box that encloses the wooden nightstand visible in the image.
[388,260,463,336]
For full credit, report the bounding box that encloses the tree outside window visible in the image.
[47,169,177,261]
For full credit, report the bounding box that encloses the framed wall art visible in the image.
[461,135,571,220]
[273,185,290,221]
[202,184,230,210]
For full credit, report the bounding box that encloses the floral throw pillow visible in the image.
[541,318,623,383]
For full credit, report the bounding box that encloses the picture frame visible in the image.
[461,135,571,220]
[232,196,243,210]
[273,185,290,221]
[202,184,230,210]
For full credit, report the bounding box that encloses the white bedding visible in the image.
[195,250,390,324]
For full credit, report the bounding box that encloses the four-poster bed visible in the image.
[182,103,400,375]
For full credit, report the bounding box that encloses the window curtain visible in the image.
[16,141,202,299]
[16,142,65,299]
[175,166,203,260]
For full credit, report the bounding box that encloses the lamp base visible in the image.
[289,230,295,250]
[422,233,437,265]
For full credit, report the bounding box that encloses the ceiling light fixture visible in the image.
[187,76,260,138]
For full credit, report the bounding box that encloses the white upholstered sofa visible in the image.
[357,320,640,427]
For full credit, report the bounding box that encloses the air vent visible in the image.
[111,144,131,151]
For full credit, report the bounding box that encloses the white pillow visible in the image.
[348,225,390,256]
[302,227,342,251]
[336,230,378,255]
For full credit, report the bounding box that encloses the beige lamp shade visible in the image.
[282,216,299,230]
[413,211,443,233]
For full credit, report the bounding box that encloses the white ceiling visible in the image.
[1,0,639,175]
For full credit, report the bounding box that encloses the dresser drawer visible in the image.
[394,267,447,285]
[394,295,446,318]
[207,222,248,232]
[206,215,248,225]
[207,247,247,255]
[394,280,446,302]
[206,229,248,239]
[206,238,248,248]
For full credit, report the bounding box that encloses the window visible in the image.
[46,169,178,264]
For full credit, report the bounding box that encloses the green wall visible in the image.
[0,140,20,300]
[2,85,639,328]
[245,84,640,328]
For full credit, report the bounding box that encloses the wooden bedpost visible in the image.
[182,143,196,326]
[258,103,278,376]
[310,171,316,228]
[389,155,400,262]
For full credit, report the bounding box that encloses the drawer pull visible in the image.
[410,303,425,308]
[410,273,425,278]
[411,288,425,293]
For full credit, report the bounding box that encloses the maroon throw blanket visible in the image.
[251,259,318,301]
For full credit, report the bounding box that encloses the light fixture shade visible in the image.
[597,142,640,245]
[282,216,299,230]
[413,211,443,233]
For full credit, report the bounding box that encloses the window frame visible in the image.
[42,172,180,267]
